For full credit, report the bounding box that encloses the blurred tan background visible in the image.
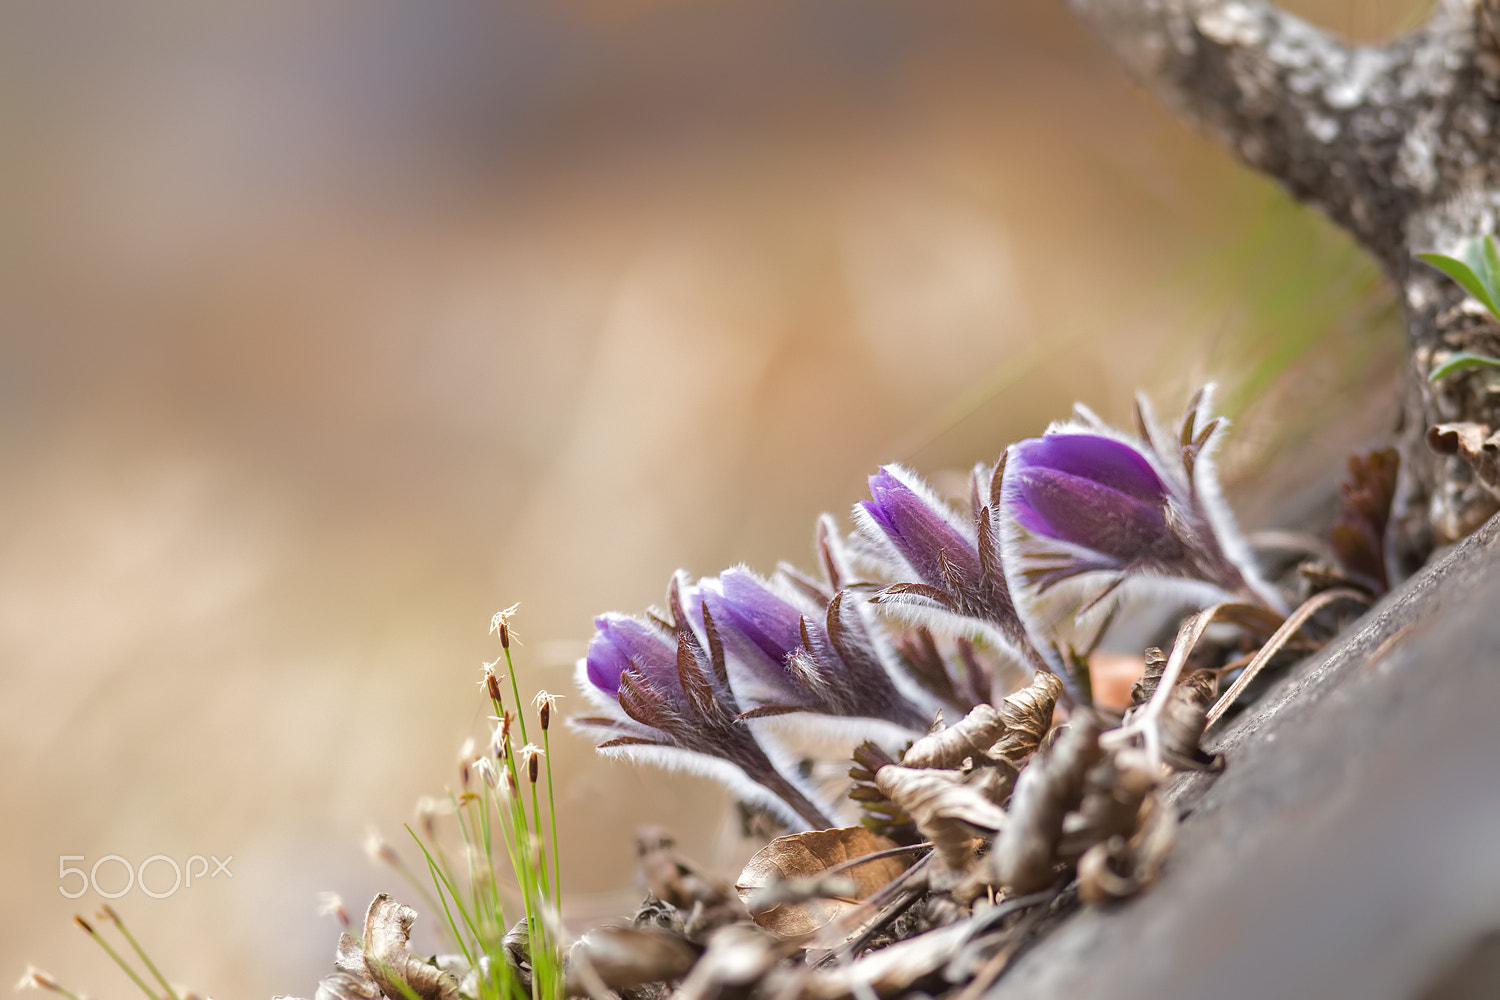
[2,1,1414,996]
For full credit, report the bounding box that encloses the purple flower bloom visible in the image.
[572,575,835,831]
[1001,388,1280,613]
[1008,434,1179,569]
[852,464,1048,671]
[699,566,931,731]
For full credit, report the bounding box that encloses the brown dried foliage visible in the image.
[984,714,1103,895]
[1330,448,1399,593]
[736,827,914,940]
[1160,669,1222,771]
[874,766,1009,872]
[989,671,1063,761]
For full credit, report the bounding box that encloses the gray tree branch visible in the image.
[1068,0,1500,564]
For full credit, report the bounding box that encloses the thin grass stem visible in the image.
[101,907,180,1000]
[74,916,161,1000]
[541,730,561,911]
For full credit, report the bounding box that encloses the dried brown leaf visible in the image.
[671,925,783,1000]
[1429,422,1500,497]
[989,671,1064,762]
[1160,670,1221,771]
[962,757,1018,807]
[1078,793,1177,905]
[637,828,732,913]
[985,714,1103,895]
[1329,447,1399,593]
[316,895,459,1000]
[875,766,1008,872]
[1128,647,1167,708]
[1060,749,1158,858]
[901,704,1005,769]
[735,827,912,939]
[566,926,698,993]
[798,921,976,1000]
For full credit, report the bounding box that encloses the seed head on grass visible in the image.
[482,663,504,704]
[474,756,500,791]
[531,691,560,732]
[15,967,76,999]
[317,892,352,929]
[516,743,544,784]
[365,827,402,869]
[490,603,522,650]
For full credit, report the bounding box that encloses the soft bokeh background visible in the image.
[3,1,1415,995]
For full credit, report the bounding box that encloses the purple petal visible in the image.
[861,467,982,588]
[584,625,632,697]
[587,616,682,701]
[708,568,805,667]
[1012,434,1166,505]
[1011,466,1174,564]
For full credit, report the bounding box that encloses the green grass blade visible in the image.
[1429,350,1500,381]
[1417,243,1500,318]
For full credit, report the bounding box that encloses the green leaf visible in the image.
[1429,350,1500,382]
[1416,233,1500,319]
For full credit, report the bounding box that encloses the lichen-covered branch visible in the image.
[1067,0,1500,563]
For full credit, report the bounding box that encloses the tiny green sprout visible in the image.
[1416,234,1500,382]
[1416,233,1500,319]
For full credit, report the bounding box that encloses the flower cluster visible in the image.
[574,387,1278,830]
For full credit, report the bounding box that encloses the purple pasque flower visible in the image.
[696,565,931,731]
[851,463,1049,672]
[572,575,835,831]
[1001,386,1281,614]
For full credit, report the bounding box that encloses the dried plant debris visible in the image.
[567,926,699,994]
[1077,794,1177,906]
[636,827,744,939]
[1429,422,1500,500]
[306,895,461,1000]
[981,714,1104,896]
[875,767,1008,873]
[1329,448,1399,594]
[1159,669,1222,771]
[1129,647,1167,708]
[900,704,1007,770]
[736,827,915,939]
[989,670,1063,761]
[899,670,1061,771]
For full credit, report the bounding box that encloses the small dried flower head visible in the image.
[517,743,544,783]
[364,827,401,869]
[488,716,508,759]
[474,756,500,791]
[72,914,95,935]
[16,966,64,993]
[481,661,504,703]
[490,602,522,649]
[317,891,351,928]
[458,736,479,788]
[532,690,561,731]
[414,796,448,838]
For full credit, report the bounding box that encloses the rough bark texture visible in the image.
[1067,0,1500,566]
[987,511,1500,999]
